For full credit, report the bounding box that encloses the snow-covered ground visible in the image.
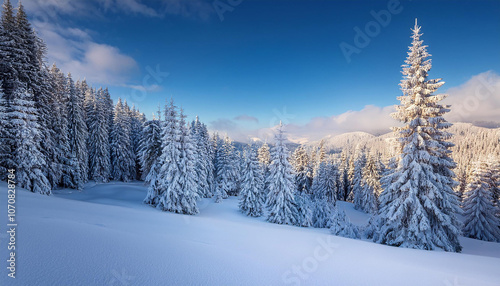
[1,181,499,286]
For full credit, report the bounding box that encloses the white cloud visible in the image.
[234,115,259,123]
[443,71,500,126]
[214,71,500,144]
[32,21,139,85]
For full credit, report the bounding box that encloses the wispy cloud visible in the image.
[23,0,215,86]
[443,71,500,126]
[234,114,259,123]
[33,21,139,85]
[24,0,214,20]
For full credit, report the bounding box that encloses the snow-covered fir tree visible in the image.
[258,142,271,196]
[139,109,162,183]
[292,145,313,194]
[337,150,350,201]
[156,100,181,209]
[311,161,338,203]
[266,123,299,225]
[66,73,88,190]
[175,108,200,214]
[110,98,135,182]
[129,105,145,180]
[311,161,337,228]
[352,146,367,209]
[141,110,162,206]
[87,87,111,182]
[190,117,214,198]
[375,20,462,252]
[462,160,500,242]
[295,191,313,227]
[358,154,380,214]
[215,136,237,202]
[0,83,51,194]
[156,102,199,214]
[239,145,265,217]
[48,64,73,188]
[228,144,242,196]
[330,208,360,239]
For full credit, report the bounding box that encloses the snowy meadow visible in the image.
[1,0,500,285]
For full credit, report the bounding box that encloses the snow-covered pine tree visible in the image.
[130,105,145,180]
[175,108,200,214]
[239,145,265,217]
[337,150,350,201]
[330,208,360,239]
[258,142,271,167]
[66,73,88,190]
[485,156,500,212]
[292,145,313,194]
[346,154,355,202]
[215,136,236,202]
[375,20,462,252]
[295,191,313,227]
[190,116,212,198]
[258,142,271,197]
[227,144,241,196]
[141,111,163,206]
[0,0,20,103]
[266,123,299,225]
[202,123,215,198]
[0,81,12,178]
[156,99,181,209]
[14,2,55,187]
[462,160,500,242]
[156,101,199,214]
[87,87,111,182]
[352,146,367,209]
[358,154,380,214]
[110,98,135,182]
[311,161,337,228]
[311,161,338,203]
[139,109,162,182]
[49,64,72,188]
[0,83,51,194]
[155,103,199,214]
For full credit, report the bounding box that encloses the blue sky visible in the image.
[24,0,500,142]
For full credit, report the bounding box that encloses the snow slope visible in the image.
[1,181,499,286]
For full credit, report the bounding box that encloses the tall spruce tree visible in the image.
[266,123,299,225]
[462,160,500,242]
[292,145,313,194]
[375,20,462,252]
[239,145,265,217]
[88,88,111,182]
[0,83,50,194]
[110,98,134,181]
[66,73,88,190]
[352,146,367,208]
[358,154,381,214]
[49,64,72,188]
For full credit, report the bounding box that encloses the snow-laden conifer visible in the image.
[266,123,299,225]
[375,20,462,252]
[358,154,381,214]
[462,160,500,242]
[66,73,88,190]
[292,145,312,194]
[330,208,360,239]
[110,98,134,182]
[352,146,367,208]
[239,146,265,217]
[0,83,51,194]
